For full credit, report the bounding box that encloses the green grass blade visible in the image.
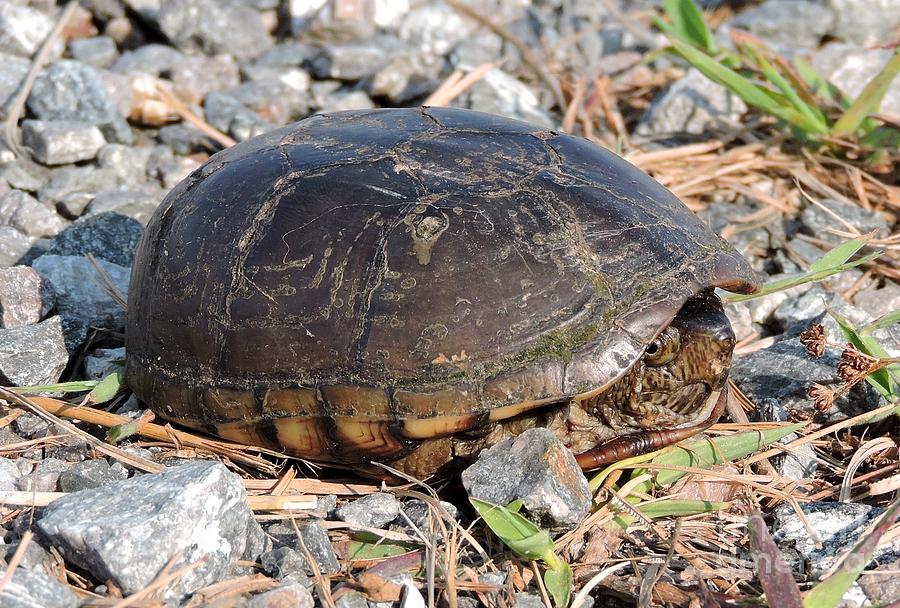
[470,498,554,560]
[859,124,900,149]
[807,236,871,272]
[667,39,828,133]
[829,309,897,399]
[794,56,850,109]
[861,310,900,336]
[663,0,718,54]
[542,559,573,608]
[833,50,900,137]
[747,44,829,134]
[86,372,123,405]
[8,380,100,394]
[637,499,728,519]
[645,423,804,488]
[803,498,900,608]
[724,253,880,303]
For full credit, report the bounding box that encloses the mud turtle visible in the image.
[126,107,759,478]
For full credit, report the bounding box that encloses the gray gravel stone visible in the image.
[205,91,273,141]
[86,189,161,224]
[515,592,547,608]
[731,337,875,420]
[17,457,70,492]
[0,456,21,490]
[69,36,119,69]
[0,2,54,57]
[245,583,315,608]
[637,68,747,137]
[169,54,241,105]
[0,266,54,327]
[0,316,69,386]
[47,212,143,267]
[727,0,833,50]
[28,60,133,144]
[316,89,376,113]
[811,43,900,116]
[83,347,127,380]
[111,43,186,76]
[336,492,401,528]
[13,412,50,439]
[31,254,129,350]
[853,280,900,320]
[0,226,33,267]
[459,68,554,128]
[58,459,129,492]
[310,38,399,81]
[0,51,29,108]
[827,0,900,46]
[800,198,888,247]
[36,461,265,598]
[158,123,213,155]
[773,502,900,577]
[22,120,106,166]
[96,143,153,186]
[0,190,67,238]
[462,428,591,534]
[259,547,312,586]
[266,520,340,575]
[396,499,459,534]
[38,165,119,217]
[400,3,472,65]
[141,0,273,61]
[771,286,842,335]
[335,590,370,608]
[0,567,79,608]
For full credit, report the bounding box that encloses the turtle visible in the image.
[125,107,760,479]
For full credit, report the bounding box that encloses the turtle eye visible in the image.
[644,327,680,366]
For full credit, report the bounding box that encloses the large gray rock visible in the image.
[336,493,401,528]
[462,428,591,534]
[31,254,129,350]
[0,51,29,108]
[36,461,266,598]
[773,502,900,577]
[727,0,833,50]
[0,316,69,386]
[0,2,54,57]
[128,0,272,61]
[38,166,119,217]
[27,60,133,144]
[22,120,106,166]
[827,0,900,46]
[800,198,888,248]
[811,43,900,116]
[47,212,143,267]
[637,68,747,137]
[0,226,33,267]
[0,190,67,238]
[458,68,554,129]
[0,567,79,608]
[0,266,54,328]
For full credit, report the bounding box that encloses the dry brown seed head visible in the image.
[837,343,876,383]
[807,382,834,412]
[799,324,827,358]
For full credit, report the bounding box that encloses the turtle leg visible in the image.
[574,387,728,470]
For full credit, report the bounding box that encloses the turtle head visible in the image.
[588,291,735,430]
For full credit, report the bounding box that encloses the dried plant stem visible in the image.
[0,389,163,474]
[1,1,79,158]
[26,394,281,474]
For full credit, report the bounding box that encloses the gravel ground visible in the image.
[0,0,898,606]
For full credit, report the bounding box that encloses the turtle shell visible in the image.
[125,107,759,464]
